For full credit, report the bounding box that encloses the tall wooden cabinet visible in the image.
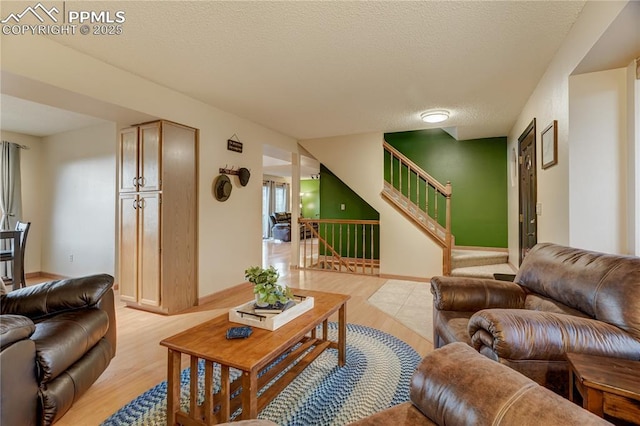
[118,120,198,314]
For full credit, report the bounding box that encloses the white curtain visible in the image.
[1,141,23,278]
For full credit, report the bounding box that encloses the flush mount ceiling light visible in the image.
[420,110,450,124]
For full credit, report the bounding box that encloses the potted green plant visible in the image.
[245,265,293,307]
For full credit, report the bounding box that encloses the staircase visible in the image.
[450,249,516,279]
[382,141,517,278]
[381,142,453,274]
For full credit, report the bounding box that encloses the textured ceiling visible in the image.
[15,1,588,140]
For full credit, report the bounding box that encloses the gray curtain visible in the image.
[1,141,23,278]
[0,141,22,230]
[263,180,276,238]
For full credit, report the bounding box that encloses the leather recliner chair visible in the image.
[0,274,117,425]
[431,243,640,396]
[349,342,610,425]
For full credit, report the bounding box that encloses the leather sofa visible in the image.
[431,243,640,396]
[0,274,117,425]
[270,212,292,241]
[270,212,317,242]
[349,342,610,425]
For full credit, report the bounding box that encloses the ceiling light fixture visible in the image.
[421,110,450,124]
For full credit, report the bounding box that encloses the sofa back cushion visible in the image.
[524,294,590,318]
[516,243,640,340]
[272,212,291,224]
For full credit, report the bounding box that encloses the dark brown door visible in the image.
[518,119,537,264]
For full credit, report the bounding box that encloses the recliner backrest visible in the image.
[516,243,640,340]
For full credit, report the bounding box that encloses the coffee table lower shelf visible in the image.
[172,336,332,425]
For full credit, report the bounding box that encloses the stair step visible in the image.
[451,249,508,269]
[451,263,515,279]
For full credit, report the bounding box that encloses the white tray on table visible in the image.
[228,295,314,331]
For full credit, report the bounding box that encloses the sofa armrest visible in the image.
[409,342,610,425]
[468,309,640,361]
[430,276,526,312]
[0,274,114,321]
[1,315,38,426]
[0,315,36,349]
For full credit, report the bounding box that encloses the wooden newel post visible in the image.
[444,182,453,276]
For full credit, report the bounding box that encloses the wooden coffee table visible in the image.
[160,289,350,425]
[567,352,640,424]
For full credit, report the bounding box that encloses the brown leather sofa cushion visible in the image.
[524,293,591,317]
[433,311,474,346]
[32,308,109,383]
[516,243,640,339]
[0,314,36,349]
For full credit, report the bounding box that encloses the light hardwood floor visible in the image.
[43,240,432,425]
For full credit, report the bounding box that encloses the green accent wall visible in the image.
[300,179,320,219]
[319,165,379,258]
[384,129,507,248]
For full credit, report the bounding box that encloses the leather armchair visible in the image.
[350,342,609,425]
[0,274,117,425]
[431,243,640,396]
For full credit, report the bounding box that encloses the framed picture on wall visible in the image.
[541,120,557,169]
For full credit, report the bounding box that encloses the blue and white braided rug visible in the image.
[102,322,421,426]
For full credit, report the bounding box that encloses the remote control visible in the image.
[226,326,253,339]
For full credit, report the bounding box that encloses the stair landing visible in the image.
[450,249,516,279]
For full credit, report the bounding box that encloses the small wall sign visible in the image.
[227,139,243,153]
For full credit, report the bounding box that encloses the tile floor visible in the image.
[367,279,433,342]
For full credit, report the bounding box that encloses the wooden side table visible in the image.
[567,352,640,424]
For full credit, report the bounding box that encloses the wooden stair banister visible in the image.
[298,219,380,276]
[300,220,355,273]
[382,141,453,275]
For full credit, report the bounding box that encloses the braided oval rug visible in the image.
[101,322,421,426]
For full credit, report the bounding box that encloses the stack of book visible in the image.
[254,300,296,314]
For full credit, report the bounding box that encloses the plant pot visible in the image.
[255,294,270,307]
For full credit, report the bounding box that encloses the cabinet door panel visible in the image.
[138,193,161,307]
[119,128,139,193]
[118,194,138,302]
[139,122,161,192]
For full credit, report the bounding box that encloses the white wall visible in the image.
[1,35,299,296]
[628,59,640,255]
[301,132,443,278]
[40,123,117,276]
[569,68,627,254]
[506,1,628,264]
[0,130,43,275]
